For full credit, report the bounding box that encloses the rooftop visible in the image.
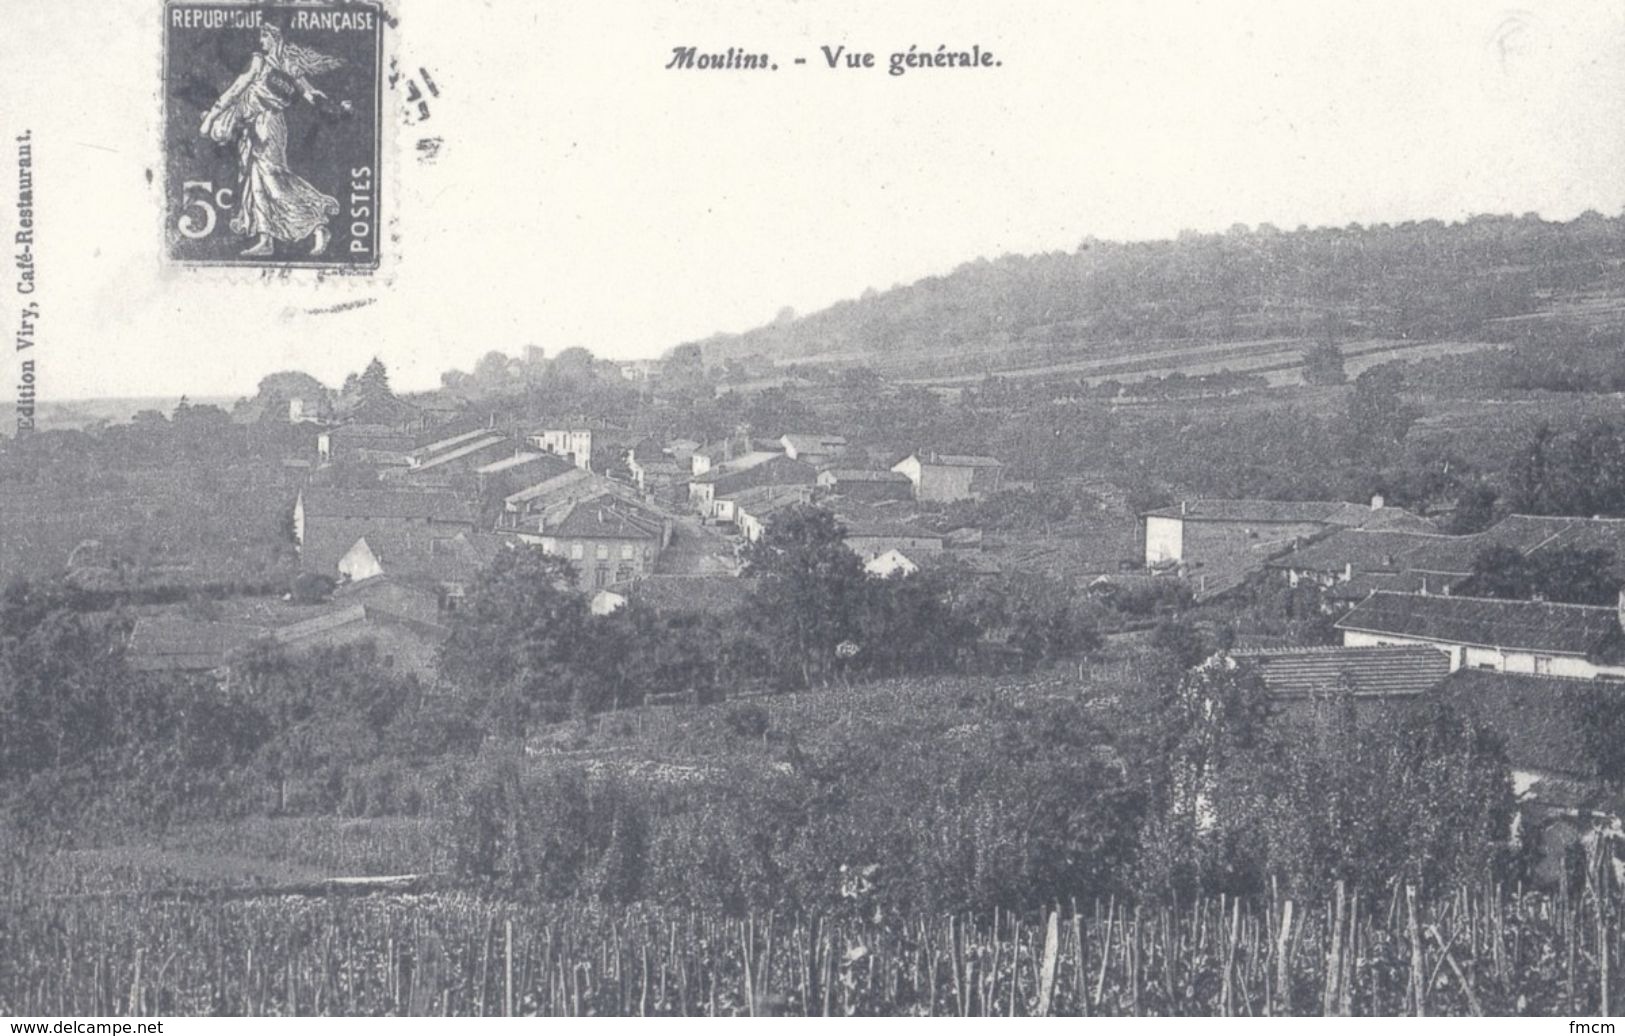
[823,468,910,483]
[1335,591,1625,657]
[475,452,548,474]
[919,453,1002,468]
[412,427,495,457]
[1144,499,1361,523]
[299,487,477,524]
[127,617,268,670]
[782,432,848,451]
[1231,644,1450,698]
[412,435,511,471]
[549,495,666,540]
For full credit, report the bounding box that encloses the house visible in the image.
[665,439,701,467]
[843,522,947,563]
[529,426,595,469]
[816,468,914,502]
[529,420,637,472]
[1434,670,1625,805]
[516,494,672,590]
[1266,528,1460,597]
[500,467,643,528]
[1140,496,1435,568]
[730,484,814,542]
[689,453,817,518]
[779,433,848,468]
[293,487,479,552]
[316,423,416,469]
[626,439,685,498]
[619,359,662,383]
[126,577,453,680]
[1334,590,1625,680]
[322,528,502,603]
[126,617,268,674]
[891,452,1004,502]
[864,548,919,579]
[1266,514,1625,600]
[269,602,447,679]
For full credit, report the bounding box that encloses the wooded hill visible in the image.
[676,211,1625,375]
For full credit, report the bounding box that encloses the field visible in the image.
[3,881,1618,1016]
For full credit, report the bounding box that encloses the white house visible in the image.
[864,549,919,579]
[530,427,595,470]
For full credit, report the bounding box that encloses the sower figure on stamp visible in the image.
[201,25,346,257]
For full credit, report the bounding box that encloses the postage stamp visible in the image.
[162,1,384,269]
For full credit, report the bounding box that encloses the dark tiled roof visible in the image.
[475,452,546,474]
[1231,645,1450,698]
[1435,669,1625,779]
[843,523,946,542]
[823,468,910,483]
[726,484,813,512]
[303,524,499,586]
[781,433,847,452]
[412,427,496,456]
[689,452,786,484]
[1143,499,1352,523]
[1335,591,1625,656]
[412,435,512,471]
[300,488,477,524]
[127,618,268,671]
[1481,514,1625,571]
[927,454,1002,468]
[550,496,665,541]
[1267,529,1470,574]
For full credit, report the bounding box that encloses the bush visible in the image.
[724,702,771,739]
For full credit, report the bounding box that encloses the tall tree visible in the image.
[743,505,869,687]
[357,357,393,401]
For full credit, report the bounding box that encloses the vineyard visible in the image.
[2,877,1618,1016]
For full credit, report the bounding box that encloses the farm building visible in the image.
[779,433,848,468]
[891,452,1004,503]
[1267,514,1625,600]
[689,453,817,519]
[1140,496,1435,569]
[816,468,914,502]
[1334,590,1625,680]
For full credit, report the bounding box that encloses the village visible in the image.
[57,342,1612,882]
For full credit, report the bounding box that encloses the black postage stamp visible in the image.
[163,2,383,268]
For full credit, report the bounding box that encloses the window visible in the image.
[594,568,609,588]
[570,543,584,560]
[596,544,610,561]
[1533,656,1552,675]
[621,544,634,560]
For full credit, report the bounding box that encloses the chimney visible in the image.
[1370,492,1384,510]
[1180,501,1188,516]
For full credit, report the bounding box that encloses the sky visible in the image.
[3,0,1625,401]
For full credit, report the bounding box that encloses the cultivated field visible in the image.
[2,882,1617,1016]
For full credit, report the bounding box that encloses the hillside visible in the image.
[675,212,1625,379]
